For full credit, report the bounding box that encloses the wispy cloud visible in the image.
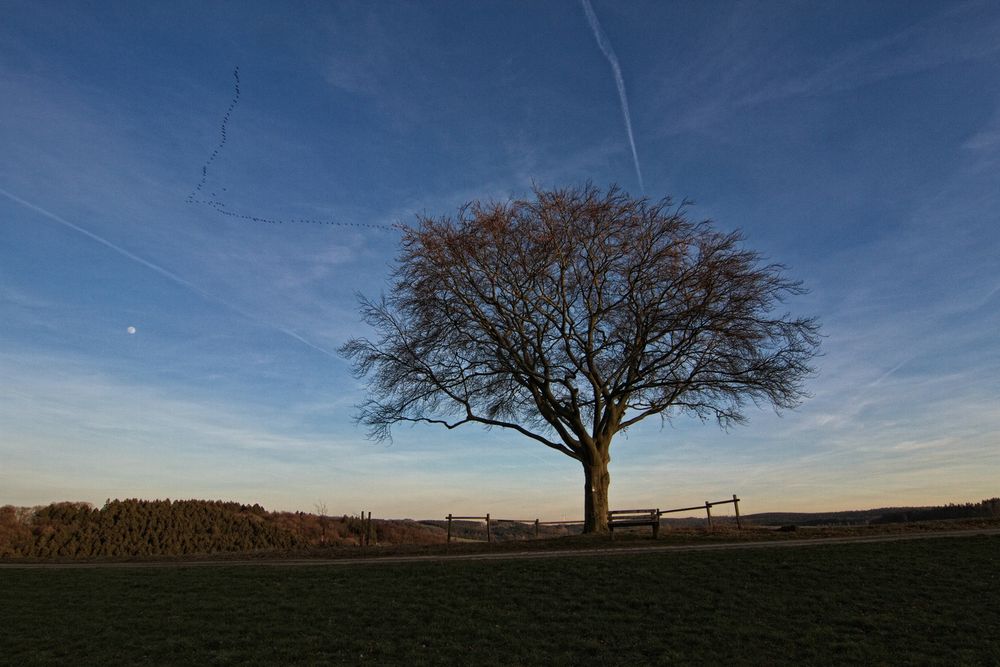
[963,100,1000,159]
[738,2,1000,106]
[0,284,51,309]
[580,0,644,193]
[0,348,584,517]
[0,350,357,506]
[0,187,339,361]
[645,1,1000,141]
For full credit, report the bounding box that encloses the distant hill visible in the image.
[419,519,584,541]
[422,498,1000,536]
[743,508,907,526]
[745,498,1000,527]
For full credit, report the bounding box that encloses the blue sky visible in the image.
[2,0,998,519]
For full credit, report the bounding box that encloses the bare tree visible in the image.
[314,501,328,544]
[341,184,820,533]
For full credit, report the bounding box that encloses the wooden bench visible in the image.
[608,509,660,539]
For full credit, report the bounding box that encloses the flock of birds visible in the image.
[185,66,396,232]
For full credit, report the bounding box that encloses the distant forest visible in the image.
[0,499,445,560]
[744,498,1000,527]
[872,498,1000,524]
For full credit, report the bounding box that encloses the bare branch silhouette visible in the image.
[342,184,821,532]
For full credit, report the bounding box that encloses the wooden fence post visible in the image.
[486,513,492,543]
[733,494,742,530]
[368,511,373,545]
[534,518,539,538]
[447,513,452,544]
[654,509,660,539]
[705,501,713,530]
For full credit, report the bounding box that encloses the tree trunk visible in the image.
[583,458,611,533]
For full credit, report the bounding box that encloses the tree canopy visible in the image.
[341,184,821,531]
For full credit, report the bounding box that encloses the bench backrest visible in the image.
[608,509,658,521]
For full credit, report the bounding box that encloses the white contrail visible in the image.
[581,0,644,193]
[0,186,339,361]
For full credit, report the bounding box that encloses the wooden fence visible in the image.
[658,494,742,530]
[445,514,494,543]
[357,510,376,546]
[444,494,742,543]
[444,515,587,543]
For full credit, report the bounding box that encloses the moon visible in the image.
[126,326,136,335]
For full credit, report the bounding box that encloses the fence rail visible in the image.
[658,495,742,530]
[443,494,741,542]
[445,513,493,543]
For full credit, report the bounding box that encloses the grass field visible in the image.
[2,535,998,665]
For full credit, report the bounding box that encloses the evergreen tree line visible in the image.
[873,498,1000,524]
[0,499,303,559]
[0,499,446,560]
[0,499,445,559]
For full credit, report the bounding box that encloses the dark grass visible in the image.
[2,535,998,665]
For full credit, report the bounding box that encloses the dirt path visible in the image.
[3,527,998,570]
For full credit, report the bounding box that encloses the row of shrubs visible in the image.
[0,499,446,560]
